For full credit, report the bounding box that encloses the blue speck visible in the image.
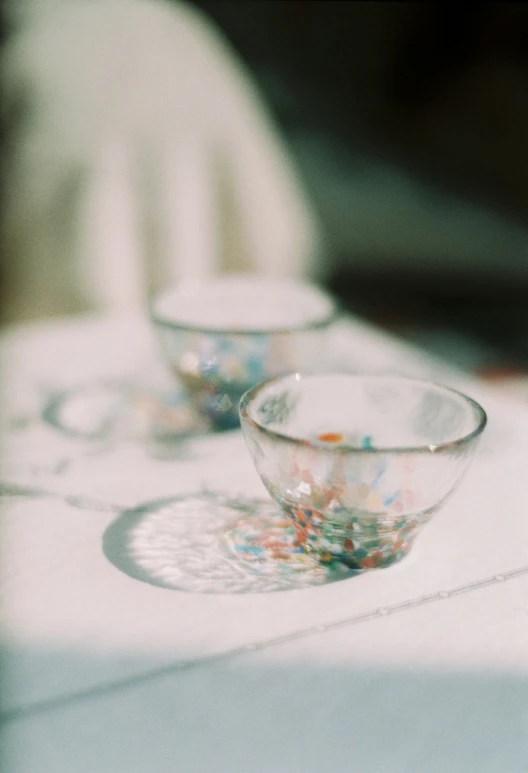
[236,545,263,555]
[353,547,368,559]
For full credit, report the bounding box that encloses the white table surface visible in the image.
[1,312,527,773]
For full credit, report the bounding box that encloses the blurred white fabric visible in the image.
[1,0,323,322]
[2,312,528,772]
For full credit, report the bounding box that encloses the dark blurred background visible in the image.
[3,0,528,379]
[187,0,528,375]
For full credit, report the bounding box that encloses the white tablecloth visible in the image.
[1,313,527,772]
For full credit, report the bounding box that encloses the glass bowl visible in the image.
[239,373,487,570]
[150,275,337,430]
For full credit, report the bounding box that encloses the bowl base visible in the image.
[277,498,419,571]
[176,370,250,431]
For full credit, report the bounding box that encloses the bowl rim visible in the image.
[149,277,340,335]
[239,372,488,455]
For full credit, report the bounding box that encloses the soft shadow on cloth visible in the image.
[1,643,527,773]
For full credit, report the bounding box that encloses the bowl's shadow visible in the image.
[40,380,215,460]
[102,492,358,594]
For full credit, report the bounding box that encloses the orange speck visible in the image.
[360,557,377,569]
[294,509,307,525]
[317,432,344,444]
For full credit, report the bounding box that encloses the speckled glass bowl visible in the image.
[150,276,337,430]
[240,373,487,570]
